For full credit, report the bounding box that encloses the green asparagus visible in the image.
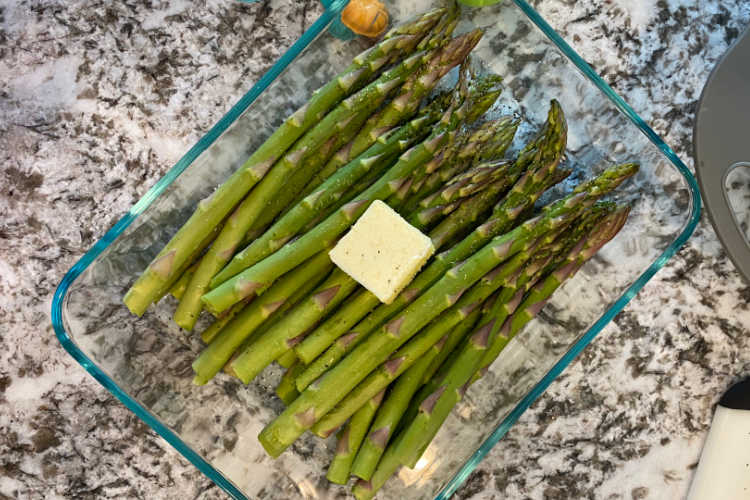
[312,223,567,437]
[259,188,594,457]
[202,73,502,316]
[276,361,305,405]
[293,104,566,383]
[326,390,385,485]
[174,48,433,330]
[210,106,442,288]
[122,10,442,316]
[191,251,332,385]
[349,309,481,481]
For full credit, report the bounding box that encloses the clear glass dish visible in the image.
[52,1,701,498]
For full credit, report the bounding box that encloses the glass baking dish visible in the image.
[51,0,701,498]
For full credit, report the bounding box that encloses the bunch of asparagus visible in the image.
[124,5,638,498]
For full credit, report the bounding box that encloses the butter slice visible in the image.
[329,200,435,304]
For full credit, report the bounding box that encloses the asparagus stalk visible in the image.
[484,202,614,338]
[293,118,518,369]
[276,361,305,405]
[302,163,634,395]
[174,50,433,330]
[326,390,386,485]
[121,11,442,316]
[210,105,442,288]
[227,255,364,384]
[398,115,518,218]
[191,251,332,385]
[169,260,198,301]
[409,158,520,232]
[295,328,364,391]
[477,205,631,378]
[150,219,227,305]
[417,2,459,51]
[351,430,409,500]
[417,161,511,210]
[394,315,501,470]
[397,230,575,431]
[349,309,481,481]
[291,170,537,388]
[202,75,501,316]
[277,349,298,369]
[348,30,484,168]
[298,164,393,234]
[199,299,249,345]
[292,163,508,371]
[219,265,336,386]
[294,102,566,368]
[258,189,595,457]
[226,134,456,385]
[240,22,466,251]
[200,257,325,345]
[311,223,566,437]
[389,207,632,483]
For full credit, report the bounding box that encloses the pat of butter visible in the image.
[329,200,435,304]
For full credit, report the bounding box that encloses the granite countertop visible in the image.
[1,0,750,498]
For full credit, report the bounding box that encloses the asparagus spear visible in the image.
[229,141,446,378]
[311,224,566,437]
[400,206,631,481]
[200,256,325,345]
[417,2,459,51]
[292,107,565,381]
[202,74,502,316]
[174,50,433,330]
[258,191,592,457]
[326,390,386,485]
[292,169,501,370]
[484,202,614,337]
[276,361,305,405]
[228,256,363,384]
[224,112,493,384]
[395,316,500,469]
[409,158,520,232]
[323,28,484,196]
[209,105,442,289]
[277,349,298,369]
[121,11,442,317]
[396,229,576,431]
[238,21,465,253]
[169,260,198,301]
[303,162,633,395]
[292,170,539,390]
[191,251,332,385]
[351,438,403,500]
[400,110,517,209]
[293,115,519,368]
[349,309,481,481]
[417,161,511,210]
[199,300,248,345]
[149,219,227,305]
[476,205,631,379]
[293,157,513,371]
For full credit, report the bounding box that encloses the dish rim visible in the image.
[51,1,702,499]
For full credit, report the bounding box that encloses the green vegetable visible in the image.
[121,9,441,317]
[191,251,332,385]
[326,390,385,485]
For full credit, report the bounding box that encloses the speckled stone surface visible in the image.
[1,0,749,499]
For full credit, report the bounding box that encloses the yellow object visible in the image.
[341,0,390,38]
[329,200,435,304]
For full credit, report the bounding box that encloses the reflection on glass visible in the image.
[725,163,750,243]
